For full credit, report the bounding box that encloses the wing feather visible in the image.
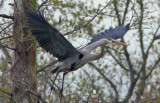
[26,10,80,61]
[80,23,130,53]
[88,23,130,44]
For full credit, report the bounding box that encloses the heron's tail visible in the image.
[51,66,60,74]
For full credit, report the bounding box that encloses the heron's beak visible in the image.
[111,40,128,46]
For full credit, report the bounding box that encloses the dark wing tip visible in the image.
[26,9,80,61]
[125,23,130,30]
[26,9,43,16]
[26,9,47,26]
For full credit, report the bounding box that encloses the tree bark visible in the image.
[11,0,37,102]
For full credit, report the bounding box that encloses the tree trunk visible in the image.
[11,0,37,102]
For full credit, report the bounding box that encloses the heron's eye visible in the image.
[79,54,84,59]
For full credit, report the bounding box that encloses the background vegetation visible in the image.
[0,0,160,102]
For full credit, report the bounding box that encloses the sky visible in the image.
[0,0,160,100]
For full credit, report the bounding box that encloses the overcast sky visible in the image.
[0,0,160,99]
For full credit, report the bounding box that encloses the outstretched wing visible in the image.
[88,23,130,44]
[80,23,130,53]
[26,10,80,61]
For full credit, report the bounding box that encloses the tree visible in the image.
[11,0,38,102]
[0,0,41,102]
[0,0,160,103]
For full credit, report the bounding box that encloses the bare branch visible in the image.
[83,69,95,84]
[37,60,58,73]
[146,58,160,79]
[38,0,49,10]
[121,41,135,81]
[48,75,67,102]
[10,57,21,71]
[135,1,146,101]
[122,0,130,24]
[0,43,16,50]
[0,88,12,96]
[0,14,14,20]
[0,42,12,64]
[138,96,160,103]
[146,25,160,55]
[88,62,119,102]
[113,0,134,75]
[138,0,145,59]
[108,50,129,72]
[0,36,12,41]
[8,3,14,6]
[108,46,125,55]
[122,65,143,103]
[64,1,111,36]
[143,25,160,79]
[0,23,13,34]
[0,23,21,43]
[27,90,47,103]
[113,1,135,100]
[113,0,121,25]
[113,1,138,102]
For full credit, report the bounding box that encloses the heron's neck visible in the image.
[88,45,105,61]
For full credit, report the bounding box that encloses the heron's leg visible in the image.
[49,70,61,95]
[59,70,70,98]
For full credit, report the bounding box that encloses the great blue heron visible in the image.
[26,10,130,96]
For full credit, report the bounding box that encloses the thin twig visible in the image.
[108,50,129,72]
[0,14,14,20]
[64,1,111,36]
[0,44,16,50]
[38,0,49,10]
[0,36,12,41]
[0,23,13,34]
[8,3,14,6]
[0,42,12,64]
[145,25,160,55]
[27,90,47,103]
[0,95,11,101]
[146,58,160,79]
[48,75,61,92]
[0,88,12,96]
[122,0,130,24]
[122,64,143,103]
[88,62,119,102]
[138,0,145,59]
[138,96,160,103]
[113,0,136,102]
[135,1,146,101]
[113,0,121,25]
[37,60,58,73]
[0,23,21,43]
[48,75,66,102]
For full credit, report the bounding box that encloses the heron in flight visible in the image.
[26,10,130,96]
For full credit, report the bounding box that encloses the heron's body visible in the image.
[26,9,130,96]
[52,38,109,73]
[73,53,101,70]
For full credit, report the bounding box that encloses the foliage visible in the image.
[0,0,160,102]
